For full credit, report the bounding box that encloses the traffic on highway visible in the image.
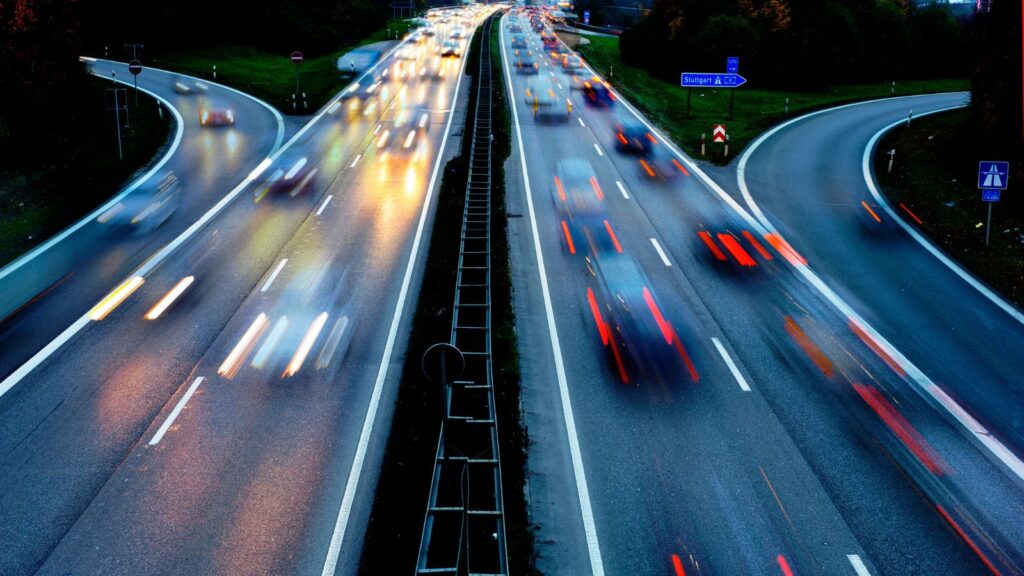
[0,2,1020,576]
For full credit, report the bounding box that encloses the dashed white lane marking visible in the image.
[261,259,288,293]
[615,181,629,199]
[317,195,333,216]
[149,377,204,446]
[578,117,586,127]
[351,154,362,168]
[712,337,751,392]
[593,142,604,156]
[650,238,671,267]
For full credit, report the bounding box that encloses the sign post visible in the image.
[128,59,142,105]
[978,161,1009,247]
[726,57,739,119]
[290,51,304,109]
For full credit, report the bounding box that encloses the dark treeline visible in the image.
[0,0,390,167]
[620,0,970,89]
[79,0,385,57]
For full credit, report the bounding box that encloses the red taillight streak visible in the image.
[698,231,728,261]
[642,287,674,345]
[639,158,656,178]
[853,382,947,475]
[861,200,882,223]
[617,132,628,145]
[561,220,576,254]
[554,176,566,201]
[671,158,690,176]
[765,233,807,265]
[777,555,794,576]
[603,220,623,252]
[717,233,757,267]
[935,504,1003,576]
[899,202,923,224]
[586,287,609,345]
[742,231,773,260]
[646,132,657,144]
[783,316,835,378]
[589,176,604,199]
[671,554,686,576]
[609,334,630,383]
[848,317,906,377]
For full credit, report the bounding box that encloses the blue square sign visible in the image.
[583,10,590,24]
[726,57,739,74]
[982,189,1001,202]
[978,161,1009,190]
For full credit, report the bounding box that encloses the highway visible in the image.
[0,59,284,382]
[0,8,494,575]
[500,12,1023,576]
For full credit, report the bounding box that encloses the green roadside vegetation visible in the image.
[154,20,414,114]
[0,79,171,267]
[575,34,968,165]
[875,109,1024,307]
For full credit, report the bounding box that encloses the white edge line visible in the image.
[92,57,286,154]
[261,259,288,293]
[0,35,414,401]
[711,337,751,392]
[847,554,871,576]
[318,18,479,576]
[500,17,606,576]
[650,238,671,267]
[316,194,334,216]
[0,69,185,284]
[732,96,1024,483]
[861,107,1024,327]
[615,181,629,199]
[148,376,204,445]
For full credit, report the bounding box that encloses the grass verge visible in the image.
[572,34,969,165]
[358,22,482,575]
[0,78,172,267]
[154,20,414,114]
[875,108,1024,307]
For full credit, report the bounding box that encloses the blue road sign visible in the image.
[583,10,590,24]
[727,57,739,74]
[982,189,1001,202]
[978,161,1009,190]
[680,72,747,88]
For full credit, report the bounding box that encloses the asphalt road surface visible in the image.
[0,9,494,575]
[501,13,1022,576]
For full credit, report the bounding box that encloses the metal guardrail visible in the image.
[416,13,509,576]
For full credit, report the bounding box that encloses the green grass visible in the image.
[574,34,969,165]
[154,20,414,114]
[875,109,1024,307]
[0,78,171,266]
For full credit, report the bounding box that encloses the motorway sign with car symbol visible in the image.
[680,72,747,88]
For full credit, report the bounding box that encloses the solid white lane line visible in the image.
[847,554,871,576]
[0,37,414,401]
[149,377,204,446]
[650,238,671,267]
[319,20,477,576]
[261,259,288,293]
[317,195,333,216]
[351,154,362,168]
[615,181,630,199]
[711,337,751,392]
[500,20,606,576]
[593,142,604,156]
[862,107,1024,326]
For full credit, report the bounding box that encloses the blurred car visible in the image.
[510,23,524,33]
[585,252,691,385]
[547,45,571,61]
[613,119,656,154]
[561,55,585,74]
[514,52,540,75]
[255,155,318,200]
[440,39,462,57]
[449,25,467,39]
[524,79,572,123]
[421,26,437,37]
[395,45,418,60]
[582,77,615,107]
[99,171,180,235]
[551,158,613,253]
[511,34,529,49]
[173,80,193,94]
[636,146,688,180]
[198,102,235,126]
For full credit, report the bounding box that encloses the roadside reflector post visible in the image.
[891,81,896,94]
[887,148,896,174]
[724,134,729,157]
[784,97,789,116]
[700,133,706,157]
[212,64,216,80]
